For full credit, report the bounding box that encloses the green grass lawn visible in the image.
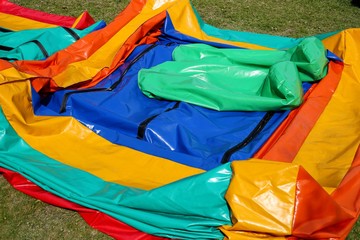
[1,0,360,239]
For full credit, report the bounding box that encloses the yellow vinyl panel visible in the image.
[293,29,360,188]
[221,159,298,237]
[0,12,56,30]
[0,64,35,83]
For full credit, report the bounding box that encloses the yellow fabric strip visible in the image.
[0,65,35,84]
[221,159,298,238]
[293,29,360,188]
[0,12,56,30]
[166,0,271,50]
[0,80,203,190]
[52,0,178,87]
[70,12,84,28]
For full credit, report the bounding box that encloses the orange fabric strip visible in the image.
[31,13,165,93]
[0,0,148,89]
[256,61,343,162]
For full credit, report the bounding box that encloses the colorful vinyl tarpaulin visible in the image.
[138,37,328,111]
[0,0,360,239]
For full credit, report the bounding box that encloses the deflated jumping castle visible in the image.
[0,0,359,239]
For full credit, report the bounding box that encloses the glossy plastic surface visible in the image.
[139,38,327,111]
[0,109,231,238]
[0,0,95,30]
[0,21,105,61]
[34,43,313,169]
[0,0,359,239]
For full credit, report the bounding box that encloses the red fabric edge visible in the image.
[0,167,167,240]
[0,0,93,29]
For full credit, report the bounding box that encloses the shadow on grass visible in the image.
[352,0,360,7]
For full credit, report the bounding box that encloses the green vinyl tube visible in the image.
[138,37,328,111]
